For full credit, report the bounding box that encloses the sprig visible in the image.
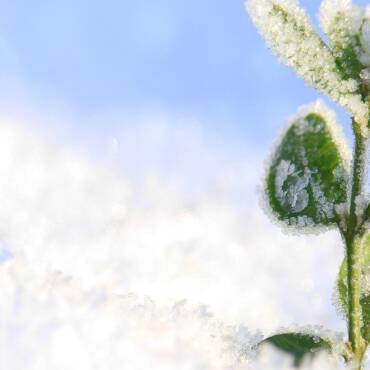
[246,0,370,368]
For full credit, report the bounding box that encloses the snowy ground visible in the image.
[0,119,360,369]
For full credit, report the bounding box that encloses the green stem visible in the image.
[346,122,366,368]
[346,238,364,368]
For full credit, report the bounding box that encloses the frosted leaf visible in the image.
[258,331,333,367]
[360,18,370,65]
[319,0,365,80]
[245,0,369,131]
[318,0,370,129]
[265,101,349,230]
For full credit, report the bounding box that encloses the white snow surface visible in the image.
[0,119,360,369]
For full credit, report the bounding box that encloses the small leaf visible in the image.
[319,3,365,81]
[246,0,369,126]
[337,233,370,341]
[266,102,349,229]
[259,333,331,367]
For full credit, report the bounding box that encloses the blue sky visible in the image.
[0,0,365,167]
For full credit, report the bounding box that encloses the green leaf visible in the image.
[260,333,331,367]
[266,107,349,228]
[334,43,364,83]
[319,6,365,81]
[337,233,370,341]
[330,15,364,81]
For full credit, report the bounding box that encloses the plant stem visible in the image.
[346,122,366,368]
[346,237,364,368]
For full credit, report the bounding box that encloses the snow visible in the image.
[0,118,349,369]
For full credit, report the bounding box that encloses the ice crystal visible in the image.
[334,202,348,230]
[320,0,370,68]
[271,324,344,353]
[355,194,368,225]
[362,265,370,296]
[222,325,263,363]
[319,0,364,69]
[291,101,351,162]
[275,160,310,213]
[246,0,369,133]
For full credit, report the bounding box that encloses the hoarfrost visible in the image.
[311,181,335,220]
[222,325,263,363]
[333,167,347,182]
[245,0,369,132]
[287,101,351,164]
[293,118,310,135]
[258,325,345,368]
[274,324,343,342]
[320,0,370,92]
[319,0,363,57]
[334,202,348,230]
[355,194,368,225]
[275,160,310,213]
[271,324,344,352]
[362,266,370,296]
[361,67,370,82]
[320,0,370,69]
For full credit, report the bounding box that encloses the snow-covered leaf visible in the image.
[245,0,369,130]
[265,102,349,229]
[319,0,365,81]
[259,332,332,367]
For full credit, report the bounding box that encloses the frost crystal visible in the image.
[246,0,369,133]
[319,0,363,64]
[334,202,348,230]
[289,101,351,162]
[362,264,370,297]
[222,325,263,363]
[355,194,368,225]
[320,0,370,68]
[275,160,310,213]
[272,325,344,351]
